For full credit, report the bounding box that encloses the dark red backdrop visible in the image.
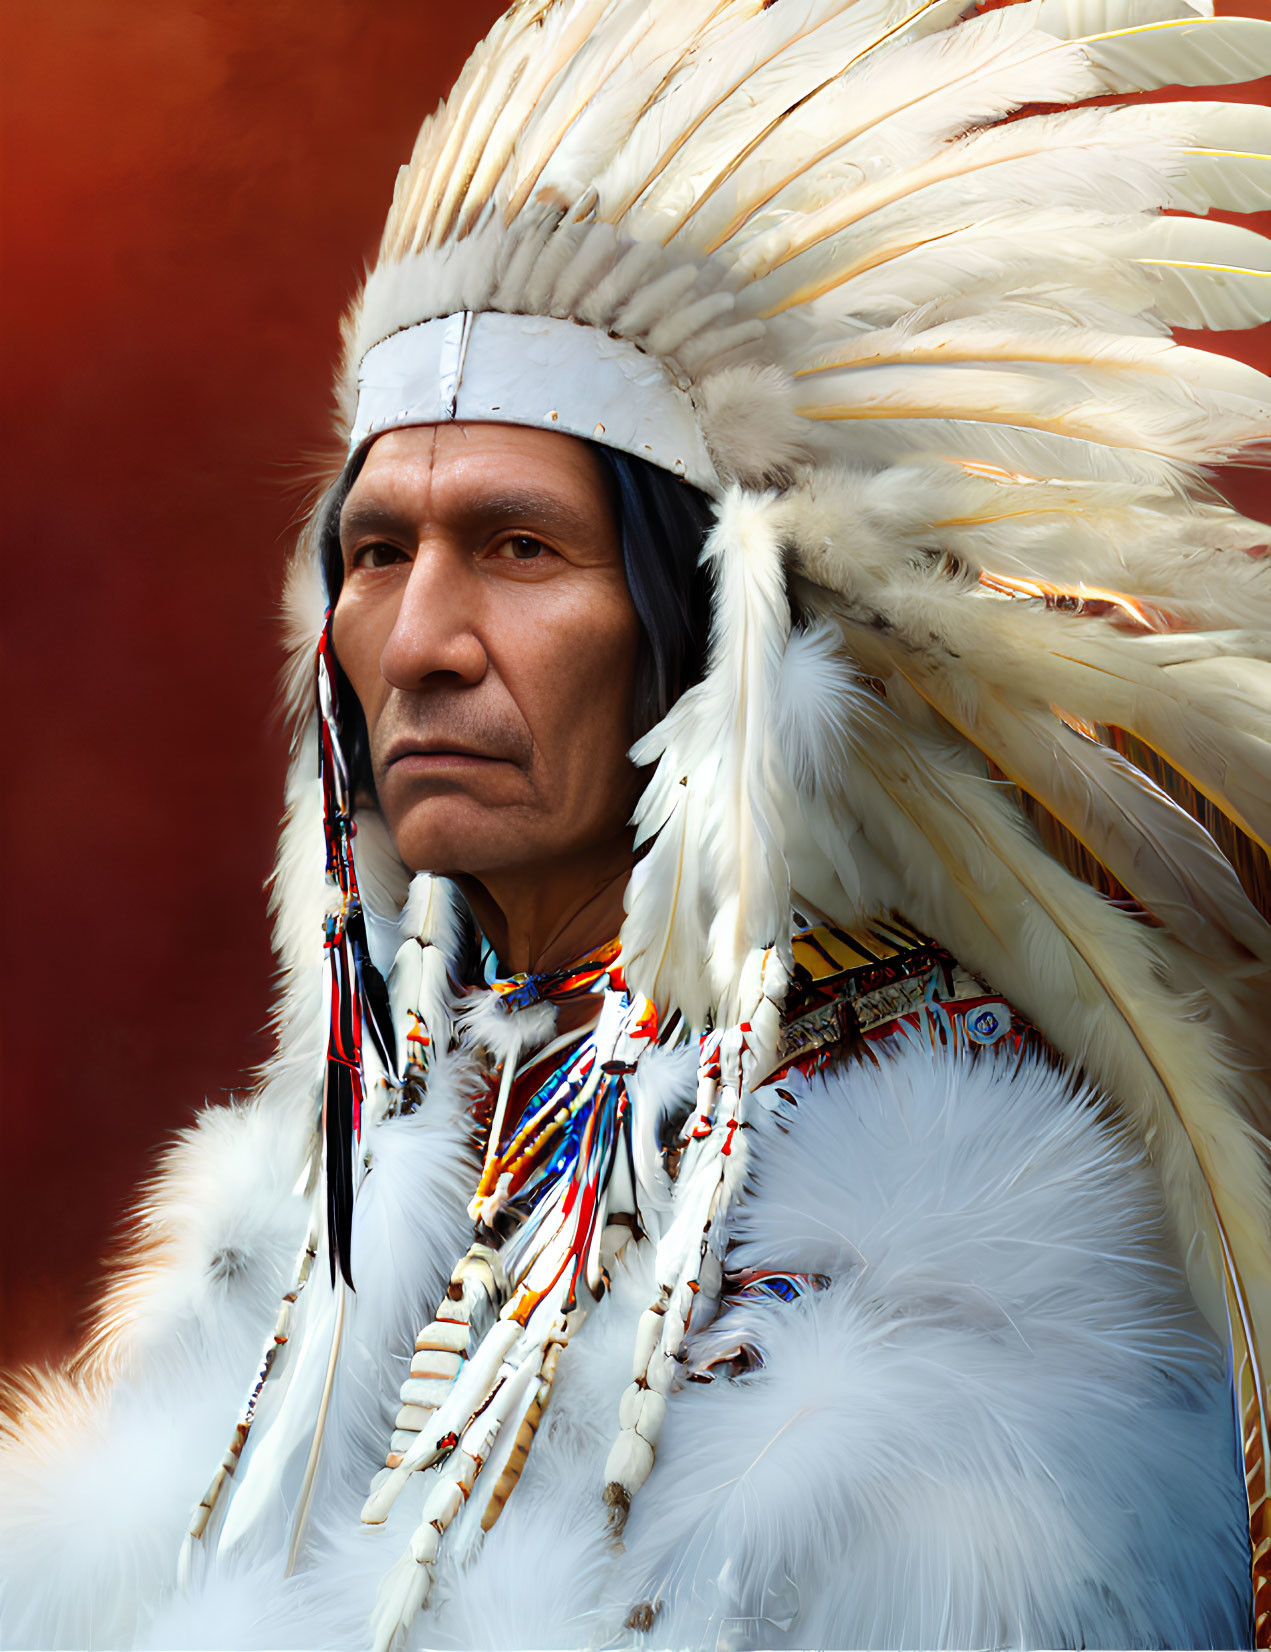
[3,1,1269,1370]
[1,1,507,1368]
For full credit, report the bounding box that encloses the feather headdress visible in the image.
[263,0,1271,1636]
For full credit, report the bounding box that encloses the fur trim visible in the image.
[0,1098,311,1650]
[620,1042,1249,1652]
[692,364,809,490]
[103,1037,1250,1652]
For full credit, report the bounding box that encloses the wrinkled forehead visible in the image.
[350,311,716,492]
[336,420,620,544]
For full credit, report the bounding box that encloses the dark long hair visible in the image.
[593,444,715,732]
[318,437,716,796]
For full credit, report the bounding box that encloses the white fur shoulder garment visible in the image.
[0,1034,1248,1651]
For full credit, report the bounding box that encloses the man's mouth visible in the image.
[383,738,508,771]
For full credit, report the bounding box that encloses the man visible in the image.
[4,0,1271,1647]
[333,425,652,984]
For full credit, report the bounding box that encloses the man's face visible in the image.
[331,423,642,882]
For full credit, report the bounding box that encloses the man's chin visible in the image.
[384,807,534,882]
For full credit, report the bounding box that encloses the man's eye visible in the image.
[495,535,548,562]
[353,542,406,569]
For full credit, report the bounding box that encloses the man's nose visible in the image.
[379,542,488,690]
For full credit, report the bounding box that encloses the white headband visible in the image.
[350,310,717,491]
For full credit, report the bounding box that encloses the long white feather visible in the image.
[622,491,791,1026]
[737,102,1271,305]
[673,5,1098,251]
[594,0,967,228]
[1037,0,1214,31]
[773,210,1271,339]
[794,332,1271,465]
[675,8,1271,254]
[638,0,1016,244]
[787,478,1271,852]
[505,0,721,219]
[783,618,1270,1351]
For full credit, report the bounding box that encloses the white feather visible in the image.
[622,489,792,1026]
[625,1036,697,1222]
[738,102,1271,306]
[507,0,733,220]
[674,4,1096,252]
[796,341,1270,468]
[1037,0,1213,32]
[454,989,557,1065]
[593,0,955,228]
[676,8,1269,256]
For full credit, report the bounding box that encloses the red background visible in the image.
[2,1,1269,1371]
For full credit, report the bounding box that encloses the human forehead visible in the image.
[339,422,617,542]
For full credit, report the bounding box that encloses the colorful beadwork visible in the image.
[316,614,399,1287]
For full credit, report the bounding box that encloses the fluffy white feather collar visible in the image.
[1,1029,1250,1650]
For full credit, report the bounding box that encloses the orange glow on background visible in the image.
[2,2,1269,1369]
[2,1,508,1368]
